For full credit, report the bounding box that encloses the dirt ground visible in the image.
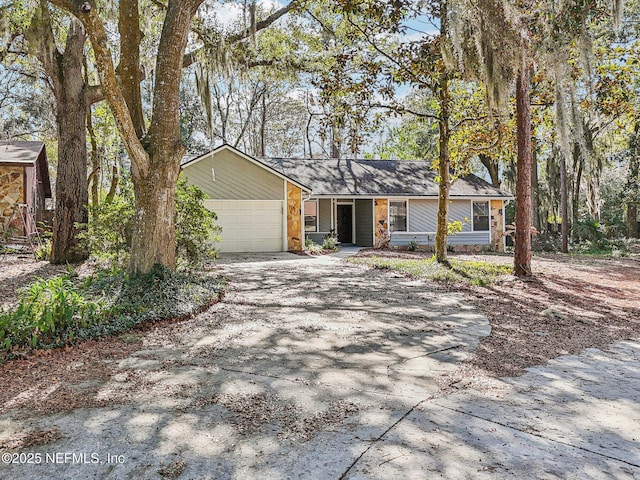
[0,254,69,312]
[353,250,640,378]
[0,252,638,479]
[0,250,640,413]
[0,251,638,394]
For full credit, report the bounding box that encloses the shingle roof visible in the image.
[0,141,45,164]
[259,157,513,198]
[0,141,52,198]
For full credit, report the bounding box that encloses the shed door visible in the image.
[204,200,284,252]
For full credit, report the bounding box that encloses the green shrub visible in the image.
[322,235,339,250]
[573,219,605,244]
[175,178,221,266]
[79,186,135,264]
[306,242,324,254]
[0,265,224,356]
[34,240,52,261]
[0,273,111,351]
[572,237,631,256]
[80,176,220,266]
[407,238,419,251]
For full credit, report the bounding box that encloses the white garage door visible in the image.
[204,200,284,253]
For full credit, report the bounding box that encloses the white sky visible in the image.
[211,0,284,28]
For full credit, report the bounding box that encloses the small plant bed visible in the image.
[0,264,224,360]
[300,236,339,256]
[294,250,337,257]
[349,250,512,286]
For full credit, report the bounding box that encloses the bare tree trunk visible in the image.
[435,71,450,264]
[27,6,98,263]
[50,20,89,264]
[559,147,568,253]
[479,153,500,188]
[571,143,583,242]
[87,106,100,206]
[105,163,119,204]
[629,205,639,237]
[306,113,314,158]
[130,160,181,272]
[530,144,541,233]
[260,93,267,156]
[514,62,532,277]
[628,124,639,238]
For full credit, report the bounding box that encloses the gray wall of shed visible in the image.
[182,149,284,200]
[355,199,374,247]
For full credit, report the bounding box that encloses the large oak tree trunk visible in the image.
[50,20,89,264]
[514,63,532,277]
[130,160,181,272]
[435,70,451,264]
[50,0,206,273]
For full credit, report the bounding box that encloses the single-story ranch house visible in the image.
[181,144,513,253]
[0,141,52,236]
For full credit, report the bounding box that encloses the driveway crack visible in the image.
[431,402,640,469]
[386,344,463,372]
[338,396,433,480]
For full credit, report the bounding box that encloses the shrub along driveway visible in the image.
[0,252,638,479]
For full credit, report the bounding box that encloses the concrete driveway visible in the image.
[0,252,638,479]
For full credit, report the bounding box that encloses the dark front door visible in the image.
[336,204,353,243]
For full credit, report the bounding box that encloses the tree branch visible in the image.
[183,0,299,68]
[147,0,205,155]
[227,0,298,44]
[85,84,104,105]
[344,14,433,91]
[48,0,150,178]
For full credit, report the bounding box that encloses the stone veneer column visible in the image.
[287,182,303,251]
[0,166,24,233]
[490,199,505,252]
[374,198,389,248]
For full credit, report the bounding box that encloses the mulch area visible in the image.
[0,254,69,312]
[354,249,640,378]
[0,255,215,417]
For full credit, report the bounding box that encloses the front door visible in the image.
[336,204,353,243]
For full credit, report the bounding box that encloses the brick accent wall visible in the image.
[0,166,24,233]
[374,198,389,248]
[287,182,303,251]
[490,199,505,252]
